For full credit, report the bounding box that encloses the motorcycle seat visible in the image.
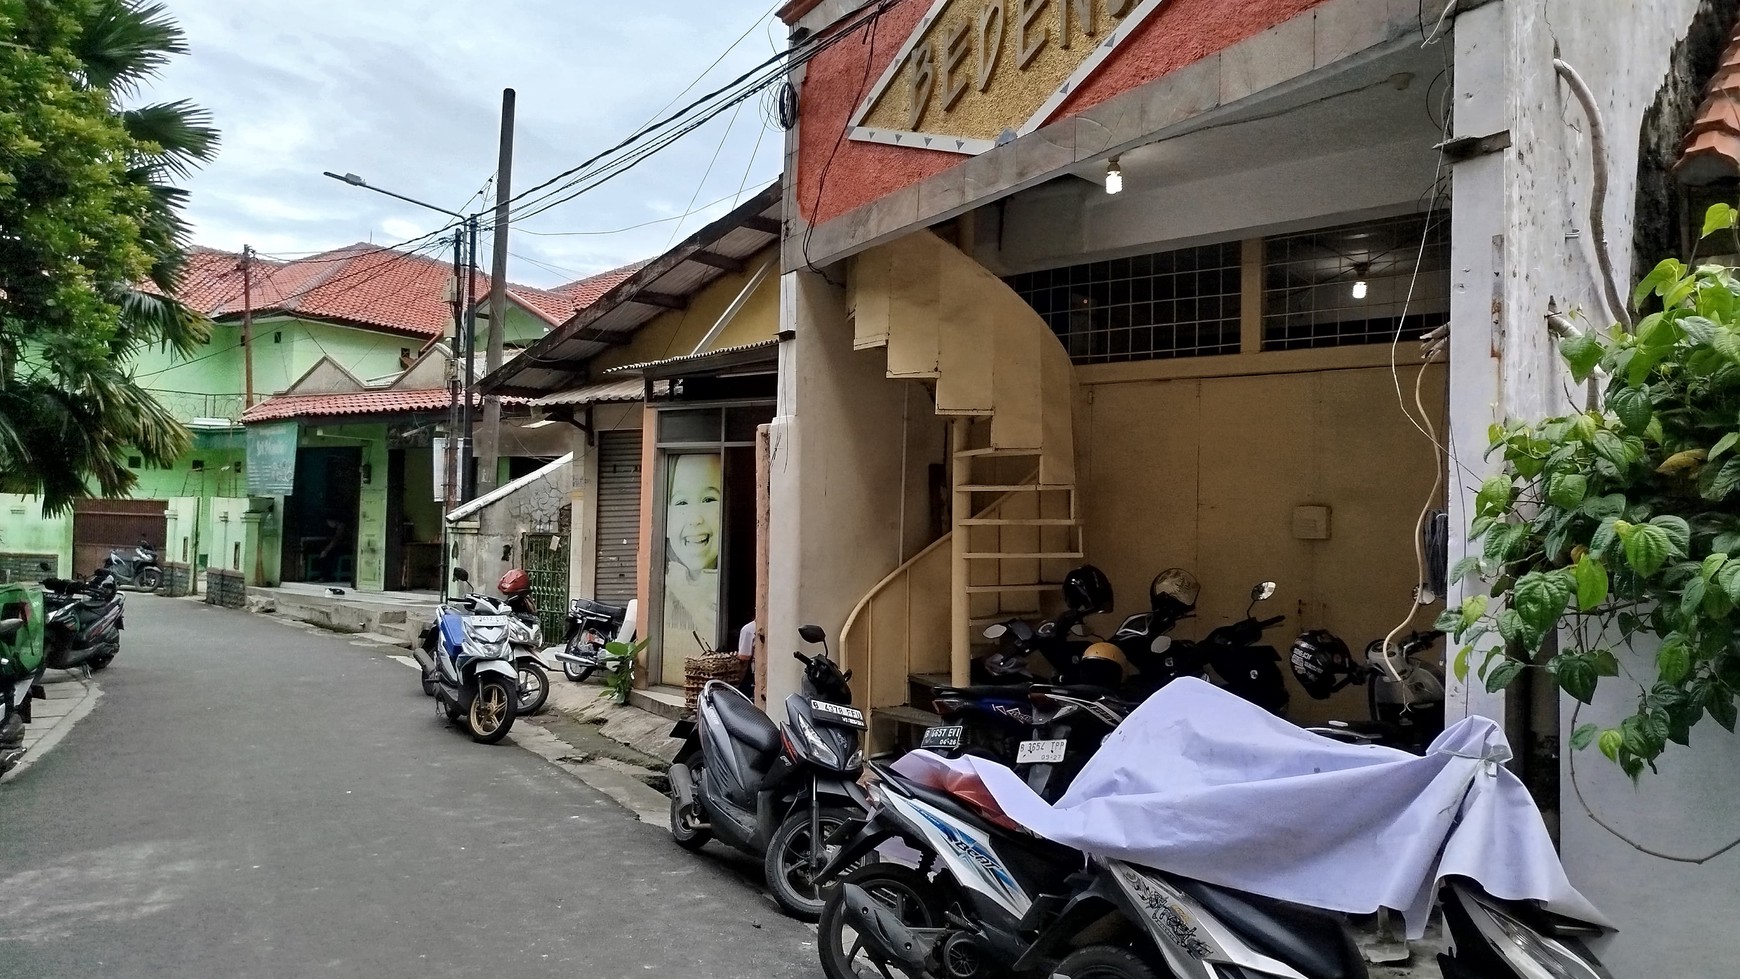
[1178,880,1366,979]
[572,597,626,622]
[708,685,780,757]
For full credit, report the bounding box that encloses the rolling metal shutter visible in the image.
[593,431,642,607]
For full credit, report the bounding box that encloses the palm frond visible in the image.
[115,288,210,359]
[69,0,186,96]
[122,100,219,176]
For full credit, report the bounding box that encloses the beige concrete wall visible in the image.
[1076,361,1447,724]
[767,268,949,718]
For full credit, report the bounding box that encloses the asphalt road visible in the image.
[0,597,818,978]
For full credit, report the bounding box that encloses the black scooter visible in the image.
[103,538,162,591]
[552,596,629,682]
[41,571,124,673]
[667,624,870,921]
[1119,580,1290,715]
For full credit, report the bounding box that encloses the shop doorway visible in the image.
[281,446,361,587]
[651,404,772,686]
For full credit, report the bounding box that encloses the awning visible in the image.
[531,377,669,408]
[600,337,783,381]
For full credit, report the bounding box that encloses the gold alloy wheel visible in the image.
[471,682,508,734]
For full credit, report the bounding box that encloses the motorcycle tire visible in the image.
[139,568,162,591]
[466,676,517,744]
[562,658,596,683]
[765,805,867,922]
[1052,946,1162,979]
[817,863,954,979]
[88,654,114,672]
[421,670,437,697]
[669,774,712,852]
[516,662,550,716]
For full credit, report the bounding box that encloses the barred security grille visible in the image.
[520,533,570,640]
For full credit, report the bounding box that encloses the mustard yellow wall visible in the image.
[1075,362,1448,724]
[592,246,779,373]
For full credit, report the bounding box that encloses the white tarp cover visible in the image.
[892,677,1607,937]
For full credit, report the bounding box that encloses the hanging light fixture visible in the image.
[1351,262,1370,300]
[1105,157,1123,195]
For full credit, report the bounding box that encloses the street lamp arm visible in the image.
[322,171,466,220]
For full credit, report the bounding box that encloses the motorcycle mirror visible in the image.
[983,623,1008,640]
[1150,635,1173,654]
[1253,581,1278,603]
[1070,623,1087,637]
[451,568,470,583]
[798,624,826,644]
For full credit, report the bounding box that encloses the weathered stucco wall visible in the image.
[1443,1,1740,974]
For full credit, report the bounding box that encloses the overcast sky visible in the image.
[140,1,788,288]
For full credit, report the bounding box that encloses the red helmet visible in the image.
[497,569,531,596]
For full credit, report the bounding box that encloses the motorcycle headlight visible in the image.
[1481,906,1604,979]
[793,714,840,768]
[846,747,864,770]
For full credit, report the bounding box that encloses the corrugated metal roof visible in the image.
[482,183,783,395]
[532,378,667,407]
[602,338,782,378]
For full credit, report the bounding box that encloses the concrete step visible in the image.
[627,685,687,721]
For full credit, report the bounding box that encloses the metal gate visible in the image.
[594,431,642,607]
[520,532,570,641]
[72,499,168,579]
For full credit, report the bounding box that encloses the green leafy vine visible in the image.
[1440,205,1740,777]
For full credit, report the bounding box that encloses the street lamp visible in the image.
[323,170,482,506]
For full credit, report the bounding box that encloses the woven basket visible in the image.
[683,654,745,715]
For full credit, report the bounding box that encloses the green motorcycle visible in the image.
[0,582,47,778]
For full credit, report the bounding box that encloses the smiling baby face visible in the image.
[666,454,722,573]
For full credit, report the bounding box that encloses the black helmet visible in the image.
[1062,565,1114,614]
[1149,568,1200,620]
[1289,629,1355,699]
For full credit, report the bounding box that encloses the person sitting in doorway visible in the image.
[316,515,350,583]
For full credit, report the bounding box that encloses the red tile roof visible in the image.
[241,388,464,423]
[163,245,639,339]
[1679,26,1740,185]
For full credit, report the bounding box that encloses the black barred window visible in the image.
[1006,241,1243,365]
[1262,212,1450,351]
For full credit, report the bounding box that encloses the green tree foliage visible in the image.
[0,0,217,512]
[1442,205,1740,777]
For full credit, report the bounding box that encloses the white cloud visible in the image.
[140,0,789,287]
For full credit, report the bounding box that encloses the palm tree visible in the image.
[0,0,218,512]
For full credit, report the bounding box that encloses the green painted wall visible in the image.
[0,495,72,574]
[128,448,247,501]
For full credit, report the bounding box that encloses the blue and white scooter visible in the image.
[419,568,519,745]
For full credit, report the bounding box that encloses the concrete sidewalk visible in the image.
[2,670,101,783]
[247,583,438,647]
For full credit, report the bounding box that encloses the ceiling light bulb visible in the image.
[1105,158,1123,195]
[1352,279,1368,300]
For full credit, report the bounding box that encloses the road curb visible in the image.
[2,677,101,783]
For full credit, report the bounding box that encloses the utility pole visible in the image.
[476,88,515,497]
[444,229,464,515]
[461,216,480,500]
[240,245,255,407]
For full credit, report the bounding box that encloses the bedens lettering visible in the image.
[906,0,1138,131]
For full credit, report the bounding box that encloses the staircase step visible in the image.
[956,484,1053,492]
[958,518,1078,526]
[962,552,1085,560]
[953,447,1043,458]
[872,705,945,729]
[909,673,953,692]
[964,582,1064,594]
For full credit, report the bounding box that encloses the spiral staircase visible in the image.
[838,229,1081,748]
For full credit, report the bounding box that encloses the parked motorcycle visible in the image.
[42,571,124,673]
[416,569,552,716]
[1291,628,1446,751]
[418,568,519,744]
[552,596,633,683]
[817,761,1615,979]
[667,624,869,921]
[103,537,162,591]
[1119,579,1290,714]
[0,598,46,778]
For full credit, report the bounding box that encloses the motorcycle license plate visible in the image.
[921,725,964,750]
[810,700,867,729]
[1016,739,1068,764]
[468,615,510,627]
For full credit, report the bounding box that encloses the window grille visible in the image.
[1007,241,1243,365]
[1261,212,1450,351]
